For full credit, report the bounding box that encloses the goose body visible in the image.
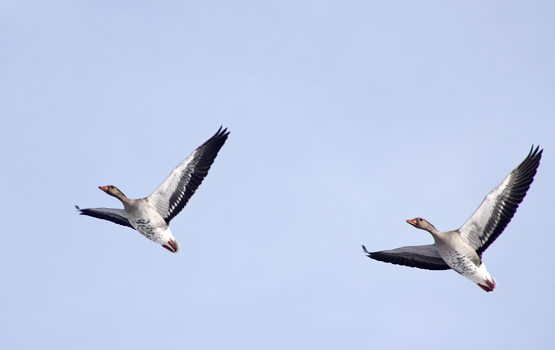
[363,146,542,292]
[404,217,497,292]
[77,127,229,253]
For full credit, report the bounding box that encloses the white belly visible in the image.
[440,249,479,276]
[125,201,172,244]
[132,218,172,244]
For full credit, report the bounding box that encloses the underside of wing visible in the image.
[459,146,542,256]
[76,206,133,229]
[363,244,451,271]
[147,127,230,224]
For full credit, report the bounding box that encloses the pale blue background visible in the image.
[1,1,554,349]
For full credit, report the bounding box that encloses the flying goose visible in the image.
[77,127,229,253]
[363,146,542,292]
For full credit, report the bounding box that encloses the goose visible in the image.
[363,146,542,292]
[76,127,229,253]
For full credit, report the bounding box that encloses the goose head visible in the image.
[161,236,181,253]
[99,185,127,200]
[406,217,436,231]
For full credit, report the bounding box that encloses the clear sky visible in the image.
[1,1,554,349]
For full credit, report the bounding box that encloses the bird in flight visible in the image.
[77,127,229,253]
[363,146,542,292]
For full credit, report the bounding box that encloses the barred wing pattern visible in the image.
[146,127,230,224]
[458,146,542,256]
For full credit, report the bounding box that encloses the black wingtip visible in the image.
[362,245,371,255]
[528,144,543,157]
[75,205,86,215]
[206,126,230,146]
[521,144,543,175]
[215,126,230,138]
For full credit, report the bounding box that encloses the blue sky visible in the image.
[1,1,554,349]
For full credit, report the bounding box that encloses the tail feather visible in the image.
[477,275,497,292]
[467,263,497,292]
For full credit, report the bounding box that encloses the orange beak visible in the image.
[406,219,418,227]
[99,186,109,191]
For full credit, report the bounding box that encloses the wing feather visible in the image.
[363,244,450,271]
[147,127,229,224]
[75,206,133,229]
[459,146,542,255]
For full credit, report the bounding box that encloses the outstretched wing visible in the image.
[459,146,542,256]
[146,127,230,224]
[76,205,133,229]
[363,244,450,271]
